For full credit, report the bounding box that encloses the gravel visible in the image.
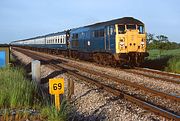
[12,48,177,121]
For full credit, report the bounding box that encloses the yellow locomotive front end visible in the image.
[115,24,148,66]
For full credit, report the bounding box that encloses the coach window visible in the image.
[92,31,94,37]
[76,34,78,39]
[99,29,104,37]
[61,38,62,44]
[118,25,125,34]
[63,36,66,44]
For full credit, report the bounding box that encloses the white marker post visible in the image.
[31,60,41,83]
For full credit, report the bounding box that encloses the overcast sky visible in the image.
[0,0,180,43]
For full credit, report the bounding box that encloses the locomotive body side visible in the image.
[68,17,148,66]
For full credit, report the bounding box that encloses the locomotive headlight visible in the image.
[141,39,145,46]
[120,42,125,45]
[119,39,125,46]
[141,41,145,45]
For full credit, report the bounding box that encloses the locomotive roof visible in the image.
[84,17,144,28]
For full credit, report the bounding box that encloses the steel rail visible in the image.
[135,67,180,79]
[123,69,180,84]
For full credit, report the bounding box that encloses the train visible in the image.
[11,17,149,66]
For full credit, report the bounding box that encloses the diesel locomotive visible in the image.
[11,17,148,66]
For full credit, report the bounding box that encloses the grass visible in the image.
[0,66,37,108]
[40,100,68,121]
[147,49,180,60]
[0,58,68,120]
[146,49,180,73]
[165,56,180,73]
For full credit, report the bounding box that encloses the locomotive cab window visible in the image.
[118,25,125,34]
[138,25,144,34]
[126,25,136,30]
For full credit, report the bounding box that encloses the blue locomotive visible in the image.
[11,17,148,66]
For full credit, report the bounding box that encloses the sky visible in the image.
[0,0,180,44]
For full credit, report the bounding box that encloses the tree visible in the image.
[156,35,169,43]
[146,33,154,44]
[147,33,180,50]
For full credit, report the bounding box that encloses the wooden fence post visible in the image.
[68,80,74,100]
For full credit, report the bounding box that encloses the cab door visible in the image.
[105,26,110,51]
[105,25,115,52]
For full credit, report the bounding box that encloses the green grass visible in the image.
[0,65,68,120]
[165,56,180,73]
[0,66,37,108]
[146,49,180,73]
[40,100,68,121]
[147,49,180,60]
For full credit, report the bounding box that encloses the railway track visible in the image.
[135,67,180,79]
[123,68,180,84]
[12,47,180,120]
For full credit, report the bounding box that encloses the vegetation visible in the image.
[165,56,180,73]
[0,66,36,108]
[145,33,180,73]
[0,64,68,120]
[146,33,180,50]
[147,49,180,60]
[40,101,68,121]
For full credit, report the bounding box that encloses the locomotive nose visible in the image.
[127,30,138,52]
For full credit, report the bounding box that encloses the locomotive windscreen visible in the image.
[126,25,136,30]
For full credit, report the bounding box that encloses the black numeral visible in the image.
[53,83,62,90]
